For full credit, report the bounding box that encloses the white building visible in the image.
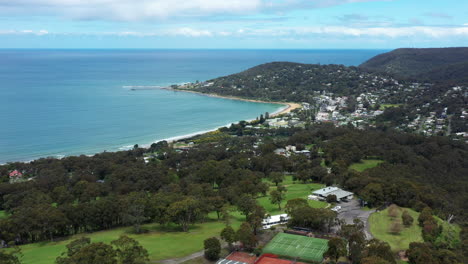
[262,214,290,229]
[312,187,353,202]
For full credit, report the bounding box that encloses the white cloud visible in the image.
[0,0,387,21]
[0,29,49,36]
[260,26,468,38]
[169,27,213,37]
[2,25,467,39]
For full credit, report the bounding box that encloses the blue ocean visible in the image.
[0,49,386,163]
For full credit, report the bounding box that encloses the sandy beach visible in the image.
[164,87,302,117]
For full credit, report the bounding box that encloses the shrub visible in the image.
[387,204,399,218]
[401,210,414,227]
[204,237,221,261]
[389,221,403,234]
[326,194,338,203]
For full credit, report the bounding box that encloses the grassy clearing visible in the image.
[349,159,384,172]
[18,215,242,264]
[16,176,325,264]
[369,207,423,251]
[380,104,402,110]
[259,176,327,215]
[370,207,461,252]
[0,210,9,219]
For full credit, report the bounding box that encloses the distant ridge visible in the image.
[359,47,468,84]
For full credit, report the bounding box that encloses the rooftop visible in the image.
[313,186,353,200]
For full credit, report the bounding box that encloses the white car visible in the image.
[331,206,342,212]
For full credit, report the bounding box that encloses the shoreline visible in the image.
[163,87,301,117]
[1,91,301,165]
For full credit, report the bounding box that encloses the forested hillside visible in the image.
[359,48,468,84]
[175,60,467,138]
[1,124,467,262]
[178,62,398,102]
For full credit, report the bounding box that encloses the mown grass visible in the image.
[259,176,327,215]
[0,210,9,219]
[379,104,402,110]
[369,207,461,252]
[17,214,242,264]
[369,207,423,251]
[15,175,325,264]
[349,159,384,172]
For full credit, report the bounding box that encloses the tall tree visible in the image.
[269,172,284,186]
[365,239,396,264]
[236,222,257,249]
[284,198,308,214]
[247,205,267,234]
[111,236,149,264]
[168,197,202,232]
[269,190,284,210]
[236,194,257,220]
[56,242,117,264]
[220,226,236,251]
[0,246,22,264]
[203,237,221,261]
[324,237,347,262]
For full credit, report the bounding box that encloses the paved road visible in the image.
[337,199,375,239]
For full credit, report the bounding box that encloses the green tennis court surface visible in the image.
[262,233,328,262]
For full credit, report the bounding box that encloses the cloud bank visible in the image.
[0,0,384,21]
[3,25,467,39]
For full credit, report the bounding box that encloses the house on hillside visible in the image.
[311,186,353,202]
[274,148,287,156]
[9,170,23,183]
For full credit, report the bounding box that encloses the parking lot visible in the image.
[337,199,375,239]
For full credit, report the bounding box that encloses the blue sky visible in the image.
[0,0,467,48]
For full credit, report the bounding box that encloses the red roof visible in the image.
[9,170,23,177]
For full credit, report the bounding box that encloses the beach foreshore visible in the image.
[141,90,301,146]
[2,90,301,164]
[163,87,301,117]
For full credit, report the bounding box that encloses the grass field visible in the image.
[349,159,383,172]
[259,176,327,214]
[369,207,423,251]
[379,104,402,110]
[12,176,325,264]
[0,210,9,219]
[15,214,242,264]
[262,233,328,262]
[370,207,461,252]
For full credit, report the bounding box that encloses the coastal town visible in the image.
[174,75,467,141]
[171,58,467,140]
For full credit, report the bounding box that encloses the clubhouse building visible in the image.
[309,186,353,202]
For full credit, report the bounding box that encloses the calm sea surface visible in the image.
[0,49,386,163]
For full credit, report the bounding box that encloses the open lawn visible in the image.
[379,104,402,110]
[259,176,327,214]
[13,176,325,264]
[17,215,242,264]
[369,207,423,251]
[370,207,461,252]
[349,159,383,172]
[0,210,8,219]
[262,233,328,262]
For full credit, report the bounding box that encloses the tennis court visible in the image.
[262,233,328,262]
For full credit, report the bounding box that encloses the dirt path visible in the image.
[157,250,205,264]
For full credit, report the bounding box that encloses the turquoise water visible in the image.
[0,49,386,163]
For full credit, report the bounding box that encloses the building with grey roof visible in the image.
[312,186,353,201]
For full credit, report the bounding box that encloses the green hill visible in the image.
[359,47,468,84]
